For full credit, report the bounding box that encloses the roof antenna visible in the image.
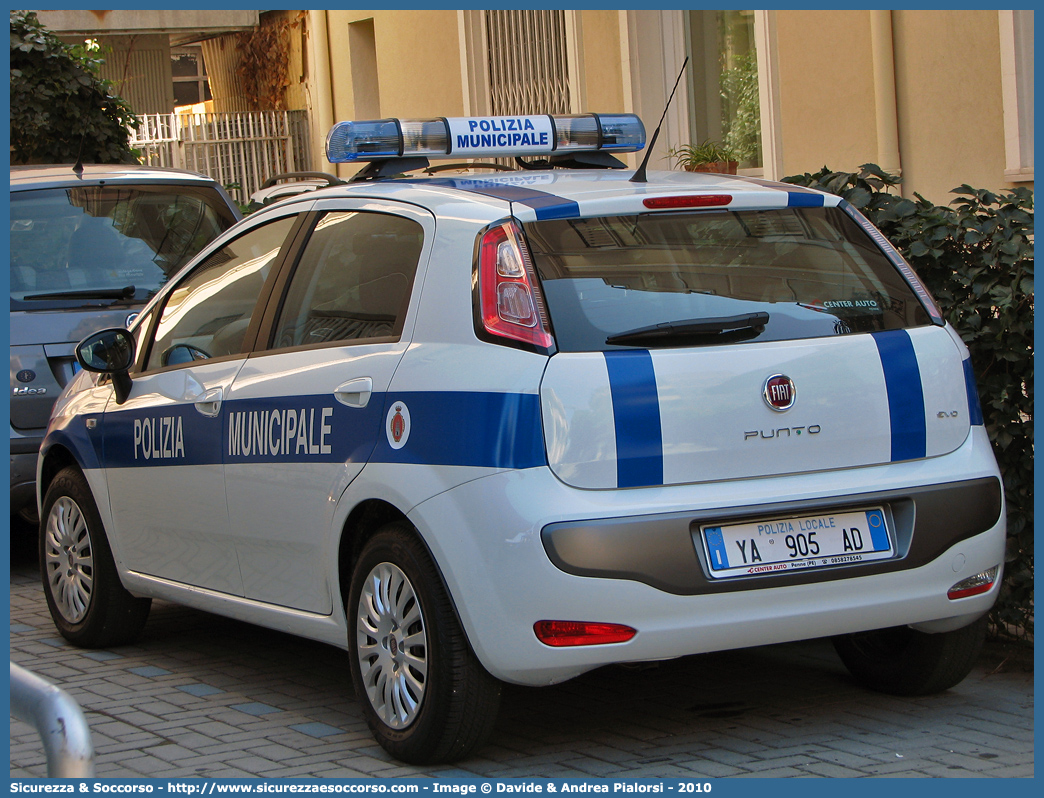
[72,131,86,177]
[630,56,689,184]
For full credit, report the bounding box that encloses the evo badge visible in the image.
[763,374,796,412]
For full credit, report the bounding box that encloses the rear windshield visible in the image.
[10,184,237,310]
[524,207,932,352]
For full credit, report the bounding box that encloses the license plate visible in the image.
[700,507,893,579]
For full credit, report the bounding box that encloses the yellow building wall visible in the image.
[579,10,626,114]
[774,11,879,181]
[773,10,1026,204]
[315,10,464,176]
[892,10,1011,203]
[325,10,466,120]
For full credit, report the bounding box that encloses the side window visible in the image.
[146,216,298,370]
[271,210,424,350]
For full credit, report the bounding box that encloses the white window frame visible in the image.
[999,10,1034,182]
[639,10,781,179]
[753,10,783,181]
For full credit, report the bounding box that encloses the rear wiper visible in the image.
[22,285,136,301]
[606,311,769,346]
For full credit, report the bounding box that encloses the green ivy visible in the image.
[783,164,1034,641]
[10,10,139,164]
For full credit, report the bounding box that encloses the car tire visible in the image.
[347,521,501,764]
[832,615,988,696]
[39,466,151,648]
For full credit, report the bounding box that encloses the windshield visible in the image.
[10,184,237,309]
[524,207,932,352]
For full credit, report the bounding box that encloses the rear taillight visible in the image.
[477,220,554,349]
[947,566,999,600]
[533,620,636,647]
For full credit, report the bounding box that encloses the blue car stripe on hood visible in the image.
[872,330,927,462]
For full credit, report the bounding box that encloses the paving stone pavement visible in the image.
[9,528,1033,779]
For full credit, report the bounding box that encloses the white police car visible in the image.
[39,113,1005,764]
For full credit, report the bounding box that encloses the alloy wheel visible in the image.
[43,496,94,623]
[356,562,429,728]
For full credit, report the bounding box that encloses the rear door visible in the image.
[529,204,971,489]
[222,198,433,613]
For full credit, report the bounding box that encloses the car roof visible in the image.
[260,168,836,220]
[9,163,223,191]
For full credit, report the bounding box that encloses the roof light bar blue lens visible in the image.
[593,113,647,151]
[326,114,646,163]
[325,119,402,163]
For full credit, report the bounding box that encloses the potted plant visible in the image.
[668,141,739,174]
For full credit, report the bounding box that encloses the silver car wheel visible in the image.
[356,561,428,729]
[43,496,94,624]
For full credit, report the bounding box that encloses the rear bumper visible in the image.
[407,426,1005,686]
[541,476,1001,595]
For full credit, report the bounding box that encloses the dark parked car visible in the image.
[10,164,240,521]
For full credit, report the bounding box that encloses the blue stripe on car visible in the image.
[371,391,545,468]
[604,350,664,488]
[102,406,226,468]
[786,191,825,207]
[725,174,827,206]
[97,391,545,471]
[963,358,985,426]
[415,177,580,220]
[871,330,927,462]
[40,418,104,473]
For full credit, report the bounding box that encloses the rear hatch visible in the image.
[528,197,972,489]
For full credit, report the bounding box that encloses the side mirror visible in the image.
[76,328,135,404]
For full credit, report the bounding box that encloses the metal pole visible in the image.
[10,662,95,778]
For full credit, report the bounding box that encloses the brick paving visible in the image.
[9,527,1033,779]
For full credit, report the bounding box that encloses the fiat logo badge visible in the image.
[763,374,796,411]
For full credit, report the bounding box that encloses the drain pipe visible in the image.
[870,10,903,189]
[10,662,94,777]
[307,10,335,174]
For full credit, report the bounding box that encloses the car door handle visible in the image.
[334,377,373,408]
[195,387,223,417]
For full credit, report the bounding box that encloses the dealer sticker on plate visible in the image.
[700,507,893,579]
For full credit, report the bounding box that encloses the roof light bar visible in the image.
[326,114,645,163]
